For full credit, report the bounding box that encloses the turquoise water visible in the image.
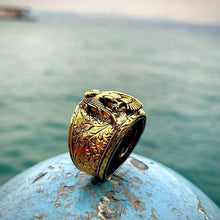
[0,17,219,206]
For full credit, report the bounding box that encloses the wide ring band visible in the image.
[68,90,146,181]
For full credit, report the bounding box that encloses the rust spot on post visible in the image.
[54,203,61,208]
[146,192,152,197]
[197,198,210,220]
[32,172,48,184]
[128,158,148,172]
[171,207,182,216]
[33,214,46,220]
[97,196,117,220]
[151,208,157,220]
[65,202,73,209]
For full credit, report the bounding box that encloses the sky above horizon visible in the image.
[1,0,220,25]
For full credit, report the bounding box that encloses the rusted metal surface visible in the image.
[0,153,219,219]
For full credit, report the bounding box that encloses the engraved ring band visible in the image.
[68,90,146,181]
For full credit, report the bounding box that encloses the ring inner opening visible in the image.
[105,117,145,179]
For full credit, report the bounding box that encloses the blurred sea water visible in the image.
[0,16,219,206]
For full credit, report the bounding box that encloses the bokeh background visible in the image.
[0,0,219,206]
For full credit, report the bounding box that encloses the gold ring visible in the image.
[68,89,146,181]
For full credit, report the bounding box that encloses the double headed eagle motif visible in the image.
[79,89,143,125]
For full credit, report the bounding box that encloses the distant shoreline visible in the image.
[0,6,35,21]
[32,11,220,28]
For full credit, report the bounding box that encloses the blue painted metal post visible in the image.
[0,153,219,219]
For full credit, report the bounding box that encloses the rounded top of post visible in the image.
[0,153,219,219]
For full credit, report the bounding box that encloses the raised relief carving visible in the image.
[71,105,114,175]
[69,90,145,176]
